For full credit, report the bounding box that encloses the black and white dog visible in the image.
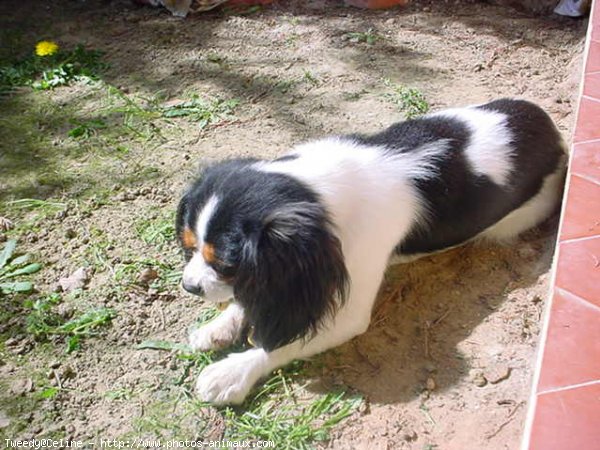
[176,99,566,405]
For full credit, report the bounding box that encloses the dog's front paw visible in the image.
[195,350,266,405]
[189,304,244,352]
[189,323,235,352]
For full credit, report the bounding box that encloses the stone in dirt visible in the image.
[9,378,34,396]
[58,268,90,292]
[0,217,13,232]
[139,268,159,285]
[470,369,488,387]
[0,410,10,429]
[484,364,512,384]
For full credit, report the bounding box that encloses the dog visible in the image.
[176,98,567,405]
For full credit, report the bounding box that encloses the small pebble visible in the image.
[426,377,436,391]
[139,268,159,285]
[65,228,77,240]
[470,369,487,387]
[484,364,512,384]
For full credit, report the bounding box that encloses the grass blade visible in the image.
[0,281,34,294]
[2,262,42,279]
[0,239,17,269]
[136,339,192,353]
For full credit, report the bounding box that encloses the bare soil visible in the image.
[0,1,587,449]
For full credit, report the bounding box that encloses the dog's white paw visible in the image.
[189,304,244,352]
[195,350,266,405]
[189,321,237,352]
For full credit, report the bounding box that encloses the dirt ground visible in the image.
[0,0,587,449]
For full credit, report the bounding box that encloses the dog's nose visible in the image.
[182,281,204,296]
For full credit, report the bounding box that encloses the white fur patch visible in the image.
[432,107,514,186]
[256,137,449,247]
[182,195,234,303]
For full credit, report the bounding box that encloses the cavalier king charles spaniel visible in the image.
[176,98,566,404]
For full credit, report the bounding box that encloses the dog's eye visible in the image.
[211,263,236,282]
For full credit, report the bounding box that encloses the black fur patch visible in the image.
[354,99,565,254]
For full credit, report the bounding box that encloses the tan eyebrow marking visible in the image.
[202,243,216,264]
[182,228,197,249]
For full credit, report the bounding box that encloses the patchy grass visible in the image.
[383,79,430,119]
[137,309,362,448]
[224,365,362,448]
[0,43,107,94]
[345,28,382,45]
[302,70,320,87]
[0,30,358,448]
[25,292,115,352]
[135,210,176,248]
[161,94,239,129]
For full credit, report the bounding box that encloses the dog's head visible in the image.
[176,159,348,351]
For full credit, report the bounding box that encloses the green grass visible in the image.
[302,70,320,87]
[0,239,42,294]
[0,43,107,94]
[383,79,430,119]
[224,366,362,449]
[135,210,176,248]
[136,308,362,448]
[345,28,382,45]
[25,293,115,352]
[113,257,181,293]
[161,94,239,130]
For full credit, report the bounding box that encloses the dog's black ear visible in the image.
[176,192,189,240]
[176,191,194,260]
[235,202,348,352]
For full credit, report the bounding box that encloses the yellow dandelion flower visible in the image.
[35,41,59,57]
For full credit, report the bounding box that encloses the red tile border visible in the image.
[583,72,600,99]
[528,382,600,450]
[555,236,600,308]
[570,140,600,184]
[559,175,600,241]
[537,289,600,393]
[524,1,600,449]
[573,97,600,143]
[585,39,600,73]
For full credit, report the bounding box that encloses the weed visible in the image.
[25,293,115,352]
[135,210,176,248]
[83,227,114,272]
[206,52,227,66]
[7,198,66,212]
[161,95,239,130]
[0,44,107,94]
[0,239,42,294]
[68,118,107,139]
[302,70,320,87]
[113,256,181,293]
[383,79,430,119]
[224,364,363,448]
[275,79,297,94]
[25,293,63,336]
[37,387,60,400]
[105,388,133,401]
[345,28,382,45]
[342,89,367,101]
[285,34,299,48]
[286,16,301,26]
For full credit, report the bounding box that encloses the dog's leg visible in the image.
[194,257,385,405]
[189,303,245,352]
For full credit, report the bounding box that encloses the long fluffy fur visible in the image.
[177,98,566,404]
